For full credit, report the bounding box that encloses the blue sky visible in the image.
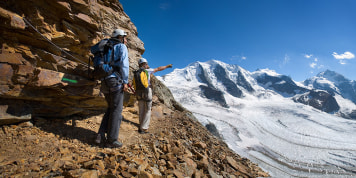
[120,0,356,81]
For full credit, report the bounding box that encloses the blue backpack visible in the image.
[89,38,120,80]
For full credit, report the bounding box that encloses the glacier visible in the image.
[158,60,356,177]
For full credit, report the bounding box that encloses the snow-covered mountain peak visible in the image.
[303,70,356,104]
[317,69,349,83]
[305,70,349,88]
[160,60,356,118]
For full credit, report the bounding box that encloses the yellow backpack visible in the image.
[133,68,149,91]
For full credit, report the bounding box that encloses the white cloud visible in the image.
[310,62,317,68]
[230,55,238,61]
[283,54,290,65]
[332,51,355,65]
[230,55,246,62]
[307,57,323,69]
[279,54,290,68]
[332,51,355,59]
[304,54,313,58]
[339,60,347,65]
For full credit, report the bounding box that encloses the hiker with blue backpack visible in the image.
[91,29,129,148]
[133,58,172,134]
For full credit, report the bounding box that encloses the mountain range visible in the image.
[160,60,356,119]
[158,60,356,177]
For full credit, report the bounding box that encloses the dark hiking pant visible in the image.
[98,77,124,142]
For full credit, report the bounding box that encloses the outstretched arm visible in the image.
[153,64,172,73]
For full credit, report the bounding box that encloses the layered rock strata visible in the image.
[0,0,149,124]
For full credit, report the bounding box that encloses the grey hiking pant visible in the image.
[138,87,152,130]
[98,77,124,142]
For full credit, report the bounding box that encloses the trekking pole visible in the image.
[127,84,136,94]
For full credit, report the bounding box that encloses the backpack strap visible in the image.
[109,45,115,66]
[107,39,123,79]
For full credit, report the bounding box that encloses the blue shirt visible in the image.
[106,42,129,84]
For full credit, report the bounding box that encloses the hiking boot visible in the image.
[106,141,123,148]
[138,129,149,134]
[94,134,106,145]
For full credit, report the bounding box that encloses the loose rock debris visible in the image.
[0,104,268,177]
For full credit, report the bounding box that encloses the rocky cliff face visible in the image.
[255,73,308,96]
[0,0,154,124]
[293,90,340,113]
